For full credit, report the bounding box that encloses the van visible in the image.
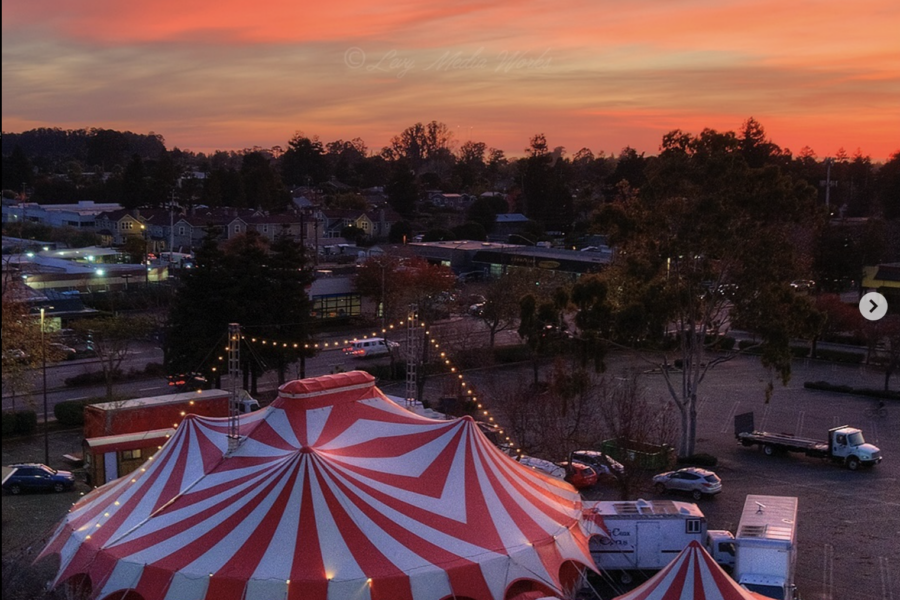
[342,337,399,358]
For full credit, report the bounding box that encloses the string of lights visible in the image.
[230,316,524,457]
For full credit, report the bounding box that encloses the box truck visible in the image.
[582,499,708,584]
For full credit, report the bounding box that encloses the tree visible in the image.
[385,159,420,217]
[383,121,454,171]
[72,315,155,400]
[519,134,573,230]
[282,133,329,186]
[475,274,526,348]
[518,293,561,385]
[1,271,41,399]
[588,126,817,458]
[355,256,457,325]
[165,228,316,392]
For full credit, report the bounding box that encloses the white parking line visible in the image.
[139,386,161,391]
[720,401,739,434]
[795,410,806,436]
[823,543,834,600]
[758,404,770,431]
[868,421,880,444]
[881,556,894,600]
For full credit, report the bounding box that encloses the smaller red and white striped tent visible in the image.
[39,371,595,600]
[613,541,776,600]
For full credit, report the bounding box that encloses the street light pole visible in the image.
[141,225,150,285]
[41,307,49,466]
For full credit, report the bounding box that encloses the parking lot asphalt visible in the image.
[4,353,898,600]
[415,353,900,600]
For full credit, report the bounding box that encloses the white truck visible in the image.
[735,411,882,470]
[582,499,709,584]
[725,495,799,600]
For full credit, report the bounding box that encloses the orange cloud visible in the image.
[2,0,898,159]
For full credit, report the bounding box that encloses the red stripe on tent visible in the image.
[205,463,304,582]
[658,549,689,600]
[445,561,495,600]
[329,422,464,499]
[111,456,300,563]
[205,575,247,600]
[311,460,414,597]
[286,458,328,600]
[133,564,175,600]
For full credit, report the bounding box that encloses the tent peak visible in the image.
[277,371,375,403]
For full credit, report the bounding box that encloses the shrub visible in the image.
[360,363,404,381]
[65,369,123,387]
[142,362,166,377]
[790,346,810,358]
[2,410,38,436]
[813,349,864,364]
[493,344,532,364]
[804,381,900,399]
[54,400,88,428]
[452,348,493,370]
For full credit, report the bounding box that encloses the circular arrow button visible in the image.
[859,292,888,321]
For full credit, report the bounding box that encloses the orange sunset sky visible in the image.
[3,0,899,160]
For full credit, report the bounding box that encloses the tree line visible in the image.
[3,120,898,223]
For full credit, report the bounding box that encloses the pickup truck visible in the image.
[735,412,882,470]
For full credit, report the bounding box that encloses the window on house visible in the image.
[179,226,185,235]
[121,449,142,461]
[234,225,241,234]
[686,519,702,534]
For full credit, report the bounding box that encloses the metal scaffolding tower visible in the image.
[405,305,420,407]
[227,322,241,452]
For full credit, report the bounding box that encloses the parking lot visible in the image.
[3,353,898,599]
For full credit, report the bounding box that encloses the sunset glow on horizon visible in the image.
[3,0,899,160]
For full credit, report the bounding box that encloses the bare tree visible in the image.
[71,315,154,400]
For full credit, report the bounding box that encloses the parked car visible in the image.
[517,455,567,480]
[571,450,625,480]
[342,338,399,358]
[48,343,77,358]
[556,460,599,489]
[790,279,816,293]
[653,467,722,500]
[469,302,486,316]
[3,463,76,494]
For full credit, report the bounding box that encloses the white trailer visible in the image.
[732,495,799,600]
[583,499,707,584]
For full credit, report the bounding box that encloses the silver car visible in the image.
[653,467,722,500]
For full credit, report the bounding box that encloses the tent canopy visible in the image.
[613,540,777,600]
[40,372,594,600]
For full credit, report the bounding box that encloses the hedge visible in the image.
[54,399,89,428]
[65,369,123,387]
[2,410,38,436]
[804,381,900,400]
[812,349,865,364]
[493,344,532,364]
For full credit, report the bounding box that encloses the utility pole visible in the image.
[824,157,834,212]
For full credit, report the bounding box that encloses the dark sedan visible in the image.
[3,463,76,494]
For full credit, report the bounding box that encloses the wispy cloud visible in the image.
[3,0,898,158]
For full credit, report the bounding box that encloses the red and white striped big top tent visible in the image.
[39,371,595,600]
[612,541,776,600]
